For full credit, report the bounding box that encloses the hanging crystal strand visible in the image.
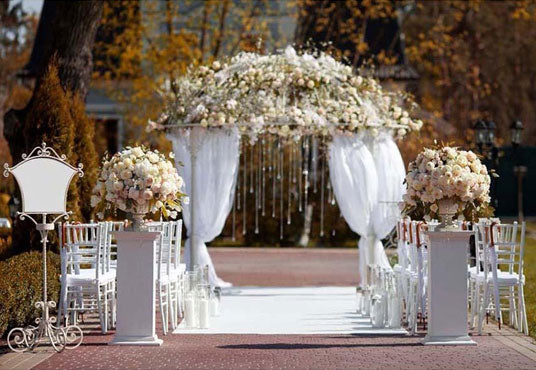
[320,143,325,237]
[279,139,284,240]
[255,139,260,234]
[331,186,336,206]
[287,142,292,225]
[261,136,266,217]
[311,137,318,194]
[303,136,310,214]
[292,141,297,184]
[272,137,277,218]
[236,142,241,211]
[249,143,254,194]
[242,142,247,236]
[298,138,303,212]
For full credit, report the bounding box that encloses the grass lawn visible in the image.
[524,222,536,338]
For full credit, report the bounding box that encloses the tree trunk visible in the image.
[4,0,103,253]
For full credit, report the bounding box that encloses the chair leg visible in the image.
[509,286,517,330]
[158,282,168,335]
[103,285,109,334]
[519,284,528,335]
[58,284,67,327]
[96,286,106,334]
[478,282,489,335]
[470,280,477,328]
[111,281,117,328]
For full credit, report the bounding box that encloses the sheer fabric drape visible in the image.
[367,133,406,271]
[328,132,405,286]
[328,134,378,286]
[168,127,240,287]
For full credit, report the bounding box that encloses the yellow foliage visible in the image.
[94,0,288,150]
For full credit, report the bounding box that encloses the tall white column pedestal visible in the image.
[110,231,163,346]
[423,230,476,346]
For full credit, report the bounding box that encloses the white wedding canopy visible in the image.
[168,127,406,287]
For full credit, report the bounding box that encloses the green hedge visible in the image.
[0,251,61,337]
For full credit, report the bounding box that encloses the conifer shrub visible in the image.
[0,251,60,337]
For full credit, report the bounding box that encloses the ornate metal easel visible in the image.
[3,143,84,352]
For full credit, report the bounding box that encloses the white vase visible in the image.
[437,198,458,231]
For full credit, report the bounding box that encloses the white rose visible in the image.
[113,181,124,191]
[120,169,132,180]
[161,181,173,195]
[128,187,140,200]
[132,147,144,157]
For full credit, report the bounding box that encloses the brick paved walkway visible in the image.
[2,247,536,369]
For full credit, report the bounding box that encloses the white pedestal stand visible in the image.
[110,231,162,346]
[423,230,476,346]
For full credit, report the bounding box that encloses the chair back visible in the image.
[490,222,526,277]
[170,220,183,271]
[107,221,125,266]
[61,222,111,279]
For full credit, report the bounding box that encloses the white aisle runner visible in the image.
[174,286,407,335]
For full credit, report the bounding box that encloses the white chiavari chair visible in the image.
[469,219,488,328]
[407,221,429,335]
[400,218,412,312]
[392,220,406,316]
[147,220,185,334]
[476,221,527,334]
[58,222,116,333]
[168,220,184,329]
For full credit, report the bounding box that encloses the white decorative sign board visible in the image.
[3,143,84,353]
[11,156,78,213]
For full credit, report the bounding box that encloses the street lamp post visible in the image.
[510,120,526,222]
[473,120,488,155]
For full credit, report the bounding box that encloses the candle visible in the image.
[198,298,210,329]
[185,297,197,328]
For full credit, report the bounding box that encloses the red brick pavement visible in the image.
[210,247,360,287]
[22,248,536,369]
[34,334,536,370]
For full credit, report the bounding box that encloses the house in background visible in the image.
[85,88,124,155]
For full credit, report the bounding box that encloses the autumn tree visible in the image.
[0,1,35,176]
[93,0,290,149]
[405,0,536,146]
[4,0,103,252]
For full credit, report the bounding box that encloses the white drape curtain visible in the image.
[328,132,406,286]
[367,133,406,272]
[328,133,378,287]
[168,127,240,287]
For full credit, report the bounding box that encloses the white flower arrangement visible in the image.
[91,146,188,219]
[402,145,492,220]
[149,46,423,142]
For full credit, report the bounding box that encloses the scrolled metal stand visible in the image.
[7,212,83,353]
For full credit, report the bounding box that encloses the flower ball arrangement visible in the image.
[91,146,188,219]
[402,145,493,221]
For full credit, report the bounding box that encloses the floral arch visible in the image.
[150,46,423,288]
